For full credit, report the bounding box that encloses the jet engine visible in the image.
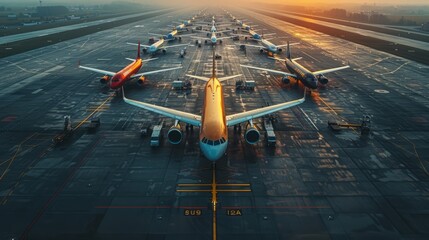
[244,124,260,144]
[162,49,167,54]
[167,123,183,144]
[317,75,329,85]
[142,48,147,53]
[137,76,146,86]
[278,48,283,52]
[282,76,290,84]
[259,48,264,53]
[100,75,110,84]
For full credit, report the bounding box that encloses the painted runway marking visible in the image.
[31,89,43,94]
[0,66,64,96]
[299,107,319,131]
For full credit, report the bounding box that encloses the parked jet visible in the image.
[79,42,182,89]
[148,30,195,42]
[240,36,294,56]
[122,51,305,161]
[241,42,350,89]
[233,29,275,41]
[127,38,188,55]
[172,23,188,32]
[193,21,231,45]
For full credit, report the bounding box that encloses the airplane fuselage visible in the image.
[199,77,228,161]
[285,59,318,89]
[210,32,218,44]
[164,30,178,41]
[110,59,142,89]
[261,39,279,54]
[147,39,165,54]
[249,29,261,40]
[175,24,187,32]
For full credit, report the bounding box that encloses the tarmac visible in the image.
[0,7,429,240]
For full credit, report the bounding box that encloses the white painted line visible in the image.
[299,107,319,131]
[32,89,43,94]
[0,65,64,95]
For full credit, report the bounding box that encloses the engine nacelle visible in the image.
[167,124,183,144]
[100,75,110,84]
[244,126,260,144]
[278,48,283,52]
[162,49,166,54]
[317,75,329,85]
[282,76,290,84]
[259,48,264,53]
[137,76,146,86]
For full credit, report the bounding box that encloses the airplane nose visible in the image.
[200,140,228,161]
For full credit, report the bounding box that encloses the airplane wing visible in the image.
[218,74,242,82]
[216,30,232,34]
[148,32,164,37]
[238,43,262,48]
[79,65,116,76]
[312,65,350,76]
[261,33,276,37]
[217,36,235,40]
[131,66,182,78]
[226,90,305,126]
[276,42,300,48]
[126,57,158,62]
[240,64,296,77]
[269,57,302,62]
[122,88,201,126]
[127,42,151,48]
[186,74,210,82]
[163,43,189,49]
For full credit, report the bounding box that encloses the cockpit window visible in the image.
[202,137,226,146]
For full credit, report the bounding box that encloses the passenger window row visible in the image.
[201,137,226,146]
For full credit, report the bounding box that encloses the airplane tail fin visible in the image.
[286,41,291,60]
[137,41,141,59]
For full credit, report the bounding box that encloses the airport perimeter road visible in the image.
[0,7,429,240]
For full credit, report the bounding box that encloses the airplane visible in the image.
[192,21,231,45]
[122,51,305,161]
[239,36,294,57]
[232,29,275,41]
[148,29,195,42]
[127,38,189,55]
[172,23,189,32]
[241,42,350,89]
[235,20,255,31]
[79,42,182,90]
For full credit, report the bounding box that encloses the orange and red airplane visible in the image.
[79,41,182,90]
[123,51,305,161]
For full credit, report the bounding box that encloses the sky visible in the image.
[1,0,429,5]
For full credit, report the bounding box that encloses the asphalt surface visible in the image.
[0,10,167,45]
[260,9,429,51]
[0,7,429,240]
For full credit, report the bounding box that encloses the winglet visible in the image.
[137,41,141,59]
